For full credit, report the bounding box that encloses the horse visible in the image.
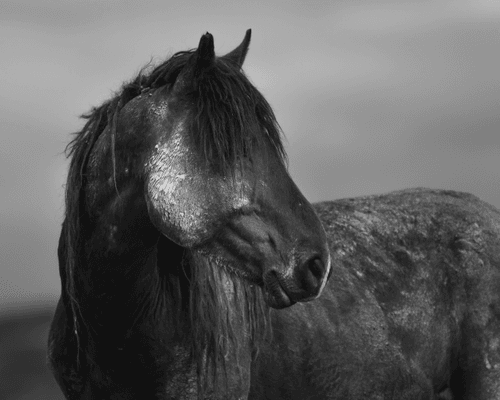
[48,30,500,399]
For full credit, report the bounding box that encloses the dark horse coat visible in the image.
[48,30,500,399]
[252,188,500,399]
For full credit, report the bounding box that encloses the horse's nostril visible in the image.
[298,256,325,296]
[307,257,324,281]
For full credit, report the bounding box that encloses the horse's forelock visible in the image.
[184,58,286,175]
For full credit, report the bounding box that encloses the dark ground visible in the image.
[0,305,64,399]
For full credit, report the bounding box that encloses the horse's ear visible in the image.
[194,32,216,71]
[173,32,215,93]
[221,29,251,68]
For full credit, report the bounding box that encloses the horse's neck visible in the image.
[75,183,184,337]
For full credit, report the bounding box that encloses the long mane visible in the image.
[61,46,282,393]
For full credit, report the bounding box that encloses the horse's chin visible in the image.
[263,287,296,309]
[262,272,296,309]
[196,247,298,309]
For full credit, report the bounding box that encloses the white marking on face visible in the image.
[146,123,252,246]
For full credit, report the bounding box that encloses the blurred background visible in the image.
[1,0,499,398]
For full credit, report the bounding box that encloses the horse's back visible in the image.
[251,189,500,399]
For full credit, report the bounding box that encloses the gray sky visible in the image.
[1,0,499,311]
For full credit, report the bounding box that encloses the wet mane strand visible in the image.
[186,251,269,395]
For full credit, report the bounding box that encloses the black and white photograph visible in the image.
[1,1,499,398]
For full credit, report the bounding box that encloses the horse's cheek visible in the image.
[145,175,201,247]
[144,129,253,248]
[145,170,229,247]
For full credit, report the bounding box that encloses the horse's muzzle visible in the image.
[263,252,331,309]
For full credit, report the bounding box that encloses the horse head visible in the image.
[140,31,331,308]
